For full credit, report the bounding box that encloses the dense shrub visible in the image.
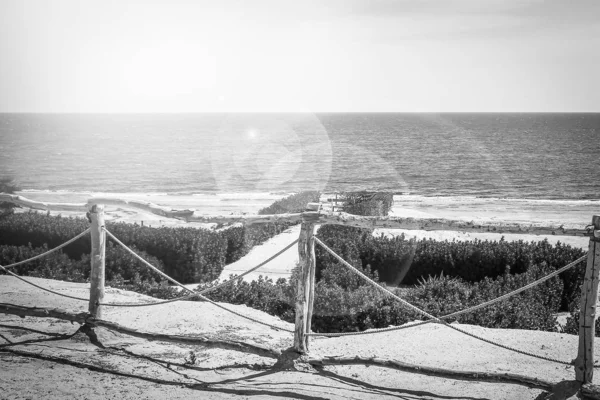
[258,191,321,215]
[441,262,561,331]
[105,223,228,283]
[562,306,600,337]
[309,262,563,333]
[339,191,394,216]
[207,258,563,334]
[0,243,87,282]
[103,241,166,282]
[199,275,295,321]
[0,242,166,284]
[0,212,91,259]
[0,206,587,337]
[0,242,177,301]
[0,212,292,284]
[223,223,294,264]
[107,274,180,300]
[311,282,384,332]
[315,225,585,312]
[315,225,377,288]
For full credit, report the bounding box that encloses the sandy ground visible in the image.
[3,192,596,398]
[0,275,596,399]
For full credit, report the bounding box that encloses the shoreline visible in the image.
[13,190,594,249]
[10,190,592,285]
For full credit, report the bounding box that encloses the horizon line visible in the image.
[1,111,599,114]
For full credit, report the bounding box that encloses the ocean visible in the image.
[1,112,599,229]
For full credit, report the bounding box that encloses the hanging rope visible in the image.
[0,265,89,302]
[309,253,588,337]
[314,237,573,365]
[0,228,92,302]
[104,228,293,333]
[99,238,299,308]
[0,228,91,270]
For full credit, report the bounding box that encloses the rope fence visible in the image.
[0,196,598,385]
[313,237,575,365]
[0,222,590,355]
[0,265,91,302]
[98,237,300,308]
[0,225,296,333]
[104,228,293,333]
[0,228,91,270]
[308,252,588,338]
[0,228,93,302]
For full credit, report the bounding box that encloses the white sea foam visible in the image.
[393,194,600,206]
[13,188,599,229]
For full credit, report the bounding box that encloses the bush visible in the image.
[0,242,166,284]
[563,306,600,337]
[103,241,166,282]
[457,262,562,331]
[315,225,585,312]
[311,282,384,332]
[342,263,562,334]
[258,191,321,215]
[0,212,292,284]
[0,243,87,282]
[107,274,180,300]
[222,222,294,264]
[315,225,376,288]
[0,212,91,259]
[0,208,584,337]
[199,275,295,322]
[339,191,394,216]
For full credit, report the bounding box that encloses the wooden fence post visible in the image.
[293,203,320,354]
[306,218,317,345]
[575,215,600,383]
[88,204,106,319]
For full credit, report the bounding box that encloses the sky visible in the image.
[1,0,599,112]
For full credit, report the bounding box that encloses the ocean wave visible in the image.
[392,194,600,206]
[16,188,599,207]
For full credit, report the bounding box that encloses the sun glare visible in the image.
[247,129,258,139]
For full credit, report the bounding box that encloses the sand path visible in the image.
[216,225,303,284]
[180,225,303,292]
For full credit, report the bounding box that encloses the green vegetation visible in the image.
[0,192,590,337]
[172,226,585,335]
[338,191,394,216]
[315,225,585,311]
[191,255,565,334]
[0,211,291,284]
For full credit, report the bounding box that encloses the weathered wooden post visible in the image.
[305,203,320,343]
[88,204,106,319]
[293,203,320,353]
[575,215,600,383]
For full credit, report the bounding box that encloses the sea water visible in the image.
[1,112,598,228]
